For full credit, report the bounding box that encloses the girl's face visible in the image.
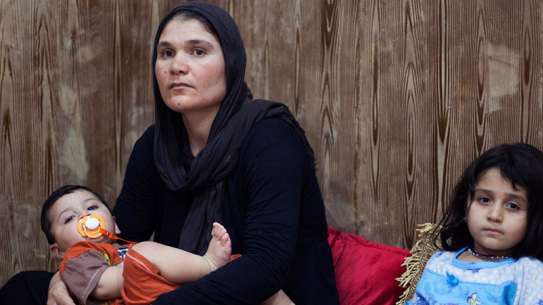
[155,18,226,118]
[466,168,528,257]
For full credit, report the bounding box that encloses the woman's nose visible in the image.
[487,203,503,222]
[171,54,189,74]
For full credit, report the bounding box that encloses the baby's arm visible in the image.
[91,262,124,300]
[59,242,124,305]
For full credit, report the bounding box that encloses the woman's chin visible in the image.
[165,98,194,113]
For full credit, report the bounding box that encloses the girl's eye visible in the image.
[64,215,75,224]
[88,205,98,211]
[476,196,490,205]
[192,48,206,56]
[505,202,520,210]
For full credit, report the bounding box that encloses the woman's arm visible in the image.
[153,119,306,305]
[114,126,160,241]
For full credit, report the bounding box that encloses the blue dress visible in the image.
[407,248,543,305]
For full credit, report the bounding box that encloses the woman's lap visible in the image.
[0,271,53,305]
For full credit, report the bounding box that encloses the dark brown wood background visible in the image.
[1,0,542,285]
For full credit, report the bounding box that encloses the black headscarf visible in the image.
[152,2,313,255]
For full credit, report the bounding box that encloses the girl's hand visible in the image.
[47,272,75,305]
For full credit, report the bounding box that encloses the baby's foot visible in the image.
[204,222,232,272]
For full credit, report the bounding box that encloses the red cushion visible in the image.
[328,227,409,305]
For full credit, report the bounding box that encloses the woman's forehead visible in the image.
[159,18,218,45]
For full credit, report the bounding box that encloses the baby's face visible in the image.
[48,190,117,254]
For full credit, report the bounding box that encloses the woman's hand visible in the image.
[47,272,75,305]
[262,290,295,305]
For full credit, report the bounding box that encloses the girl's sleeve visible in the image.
[113,126,160,242]
[522,259,543,304]
[152,119,307,305]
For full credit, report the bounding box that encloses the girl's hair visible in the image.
[439,143,543,260]
[40,185,111,245]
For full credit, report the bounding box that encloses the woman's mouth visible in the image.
[170,82,193,89]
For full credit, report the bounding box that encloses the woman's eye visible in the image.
[64,215,75,224]
[192,48,206,56]
[159,48,175,58]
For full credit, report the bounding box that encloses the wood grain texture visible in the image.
[2,0,543,285]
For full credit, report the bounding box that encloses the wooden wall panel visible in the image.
[1,0,543,285]
[0,0,59,282]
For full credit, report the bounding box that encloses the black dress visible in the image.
[114,118,339,305]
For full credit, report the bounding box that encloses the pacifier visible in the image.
[76,214,131,243]
[77,214,106,239]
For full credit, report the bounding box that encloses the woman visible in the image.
[6,2,340,305]
[114,3,339,304]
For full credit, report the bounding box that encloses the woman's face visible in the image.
[155,18,226,117]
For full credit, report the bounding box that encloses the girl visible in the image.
[407,143,543,304]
